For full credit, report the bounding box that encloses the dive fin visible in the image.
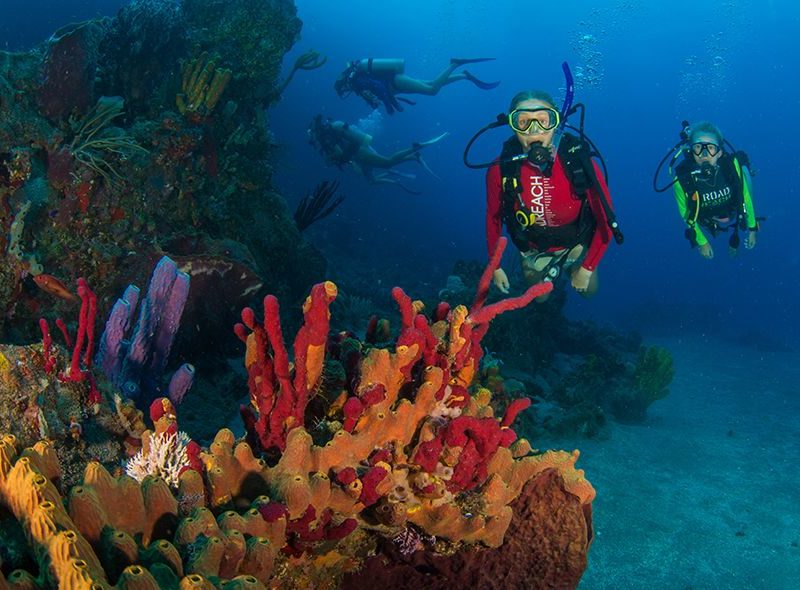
[396,182,423,195]
[415,153,441,180]
[463,70,501,90]
[413,131,450,149]
[451,57,496,66]
[385,169,417,180]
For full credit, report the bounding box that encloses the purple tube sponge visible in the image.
[95,285,140,384]
[148,270,190,380]
[168,363,195,406]
[95,256,192,408]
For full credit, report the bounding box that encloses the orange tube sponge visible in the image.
[177,468,207,514]
[141,476,179,546]
[186,535,224,578]
[82,462,146,538]
[4,569,39,589]
[203,430,270,506]
[272,474,311,519]
[239,536,278,582]
[216,510,247,534]
[218,529,246,579]
[139,539,183,579]
[115,564,161,590]
[223,575,268,590]
[46,529,106,586]
[5,457,61,519]
[27,500,69,551]
[98,528,139,579]
[21,440,60,484]
[81,461,116,505]
[308,471,331,510]
[178,574,217,589]
[0,434,18,501]
[113,476,148,536]
[241,507,271,538]
[175,507,221,546]
[67,485,108,545]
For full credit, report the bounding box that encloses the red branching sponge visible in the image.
[39,318,56,374]
[334,467,358,486]
[39,278,102,409]
[68,277,97,380]
[258,501,289,523]
[342,397,364,433]
[359,465,388,507]
[502,397,532,428]
[283,505,358,556]
[413,415,521,493]
[237,282,338,452]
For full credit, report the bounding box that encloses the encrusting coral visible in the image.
[0,238,595,589]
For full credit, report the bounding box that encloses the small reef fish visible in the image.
[33,274,78,302]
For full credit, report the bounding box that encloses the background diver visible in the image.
[335,57,500,114]
[655,121,761,259]
[308,114,448,193]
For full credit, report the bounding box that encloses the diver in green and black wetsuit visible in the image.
[657,121,760,259]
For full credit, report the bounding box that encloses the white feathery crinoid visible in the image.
[126,430,191,488]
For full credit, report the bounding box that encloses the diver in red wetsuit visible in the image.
[485,90,618,300]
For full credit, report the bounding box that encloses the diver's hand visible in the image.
[746,231,757,249]
[571,267,593,292]
[698,243,714,259]
[493,268,510,294]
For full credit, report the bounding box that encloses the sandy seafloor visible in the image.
[535,335,800,589]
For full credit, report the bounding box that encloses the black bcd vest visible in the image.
[499,133,598,252]
[675,152,746,231]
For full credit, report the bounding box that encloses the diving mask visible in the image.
[691,142,720,157]
[509,107,560,134]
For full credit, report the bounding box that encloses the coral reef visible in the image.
[0,238,594,588]
[0,0,323,353]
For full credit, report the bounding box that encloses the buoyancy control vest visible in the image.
[499,132,598,252]
[675,152,747,234]
[350,59,416,114]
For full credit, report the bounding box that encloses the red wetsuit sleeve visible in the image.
[581,160,613,271]
[485,163,504,257]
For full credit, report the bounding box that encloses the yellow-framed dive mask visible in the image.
[508,107,560,134]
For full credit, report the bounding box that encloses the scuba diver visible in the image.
[308,114,448,193]
[464,63,622,300]
[334,57,500,114]
[654,121,760,259]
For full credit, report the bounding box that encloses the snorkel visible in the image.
[463,61,575,171]
[533,61,575,175]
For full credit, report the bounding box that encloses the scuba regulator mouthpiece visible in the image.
[697,161,716,179]
[526,141,553,171]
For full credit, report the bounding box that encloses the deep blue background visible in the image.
[4,0,799,347]
[273,1,800,349]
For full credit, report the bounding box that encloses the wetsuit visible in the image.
[673,153,756,246]
[347,59,412,114]
[485,155,613,272]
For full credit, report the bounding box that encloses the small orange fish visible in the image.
[33,274,78,302]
